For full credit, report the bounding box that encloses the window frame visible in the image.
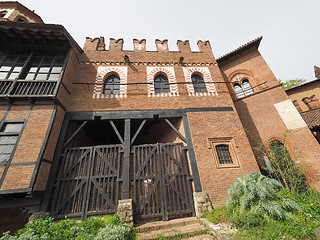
[0,120,25,166]
[154,73,170,94]
[103,74,121,95]
[0,49,67,82]
[191,73,207,93]
[208,137,240,168]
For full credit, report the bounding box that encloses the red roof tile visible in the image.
[300,108,320,128]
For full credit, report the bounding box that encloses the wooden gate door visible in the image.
[50,145,123,219]
[132,143,194,221]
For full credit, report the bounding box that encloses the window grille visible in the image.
[154,74,170,94]
[191,74,207,93]
[104,74,120,94]
[0,121,24,164]
[215,144,233,164]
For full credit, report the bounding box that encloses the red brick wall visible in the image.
[64,39,261,205]
[219,48,320,190]
[0,103,55,191]
[34,106,66,191]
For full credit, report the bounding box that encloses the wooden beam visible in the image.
[131,119,146,145]
[109,120,124,145]
[164,118,187,143]
[122,119,131,199]
[62,121,88,149]
[182,115,202,192]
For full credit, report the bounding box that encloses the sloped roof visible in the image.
[300,108,320,128]
[217,37,263,63]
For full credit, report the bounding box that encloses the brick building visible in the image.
[286,66,320,143]
[1,1,320,232]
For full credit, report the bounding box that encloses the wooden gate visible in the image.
[50,145,123,219]
[132,143,195,221]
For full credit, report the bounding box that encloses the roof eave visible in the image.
[217,36,263,64]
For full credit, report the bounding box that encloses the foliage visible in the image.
[203,206,228,224]
[0,214,134,240]
[94,224,129,240]
[226,172,300,222]
[253,130,307,193]
[278,78,306,90]
[216,173,320,239]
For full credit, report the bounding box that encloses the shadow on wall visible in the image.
[0,207,31,235]
[234,99,265,170]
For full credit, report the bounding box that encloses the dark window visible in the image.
[104,74,120,94]
[215,144,233,164]
[154,74,170,94]
[191,74,207,93]
[0,50,66,81]
[0,11,7,18]
[0,121,24,164]
[269,140,291,163]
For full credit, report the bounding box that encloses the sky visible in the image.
[16,0,320,82]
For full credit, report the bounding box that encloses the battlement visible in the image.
[83,37,213,54]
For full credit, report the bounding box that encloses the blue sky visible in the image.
[17,0,320,82]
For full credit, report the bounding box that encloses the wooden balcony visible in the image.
[0,79,57,98]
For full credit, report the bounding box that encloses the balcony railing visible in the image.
[0,79,57,97]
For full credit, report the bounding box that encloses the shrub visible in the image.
[204,206,228,224]
[227,172,300,222]
[0,214,132,240]
[94,224,129,240]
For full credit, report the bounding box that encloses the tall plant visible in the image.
[253,131,307,193]
[226,172,300,221]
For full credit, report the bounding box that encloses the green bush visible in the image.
[222,173,320,239]
[226,172,300,222]
[94,224,129,240]
[203,206,228,224]
[0,214,133,240]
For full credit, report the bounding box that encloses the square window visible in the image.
[1,122,23,133]
[208,137,240,168]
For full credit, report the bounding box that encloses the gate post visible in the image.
[122,119,131,199]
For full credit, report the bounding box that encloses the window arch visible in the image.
[191,73,207,93]
[233,79,254,98]
[154,74,170,94]
[104,74,120,94]
[233,83,245,98]
[215,144,233,164]
[242,79,254,95]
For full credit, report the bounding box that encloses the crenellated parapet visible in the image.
[83,38,213,54]
[177,40,191,53]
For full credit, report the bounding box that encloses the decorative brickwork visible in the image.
[146,67,179,97]
[182,67,217,96]
[93,66,128,99]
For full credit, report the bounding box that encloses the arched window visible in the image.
[0,11,7,18]
[104,74,120,94]
[233,83,245,98]
[233,79,254,98]
[242,79,254,95]
[269,140,291,163]
[215,144,233,164]
[191,74,207,93]
[154,74,170,94]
